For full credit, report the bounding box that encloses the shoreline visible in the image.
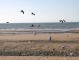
[0,30,79,34]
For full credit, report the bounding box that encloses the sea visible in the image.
[0,22,79,33]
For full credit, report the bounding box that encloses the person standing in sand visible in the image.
[49,36,52,41]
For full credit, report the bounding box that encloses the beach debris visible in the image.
[36,45,40,50]
[59,19,66,23]
[69,52,74,56]
[49,36,52,41]
[28,40,32,45]
[31,12,35,16]
[62,45,66,49]
[20,10,24,14]
[52,48,55,51]
[62,45,69,49]
[21,53,26,56]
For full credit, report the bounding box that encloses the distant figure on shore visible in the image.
[49,36,52,41]
[31,12,35,16]
[6,22,9,23]
[20,10,24,14]
[30,24,34,27]
[59,19,66,23]
[38,25,40,28]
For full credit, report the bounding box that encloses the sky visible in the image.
[0,0,79,23]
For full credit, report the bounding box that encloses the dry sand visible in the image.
[0,56,79,60]
[0,33,79,41]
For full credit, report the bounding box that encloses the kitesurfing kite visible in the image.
[31,12,35,16]
[59,19,66,23]
[20,10,24,14]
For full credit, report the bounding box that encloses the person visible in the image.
[31,24,34,27]
[49,36,52,41]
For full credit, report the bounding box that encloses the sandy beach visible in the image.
[0,30,79,59]
[0,56,79,60]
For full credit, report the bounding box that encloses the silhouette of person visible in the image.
[49,36,52,41]
[31,24,34,27]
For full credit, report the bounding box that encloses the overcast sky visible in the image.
[0,0,79,23]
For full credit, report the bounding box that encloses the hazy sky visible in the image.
[0,0,79,23]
